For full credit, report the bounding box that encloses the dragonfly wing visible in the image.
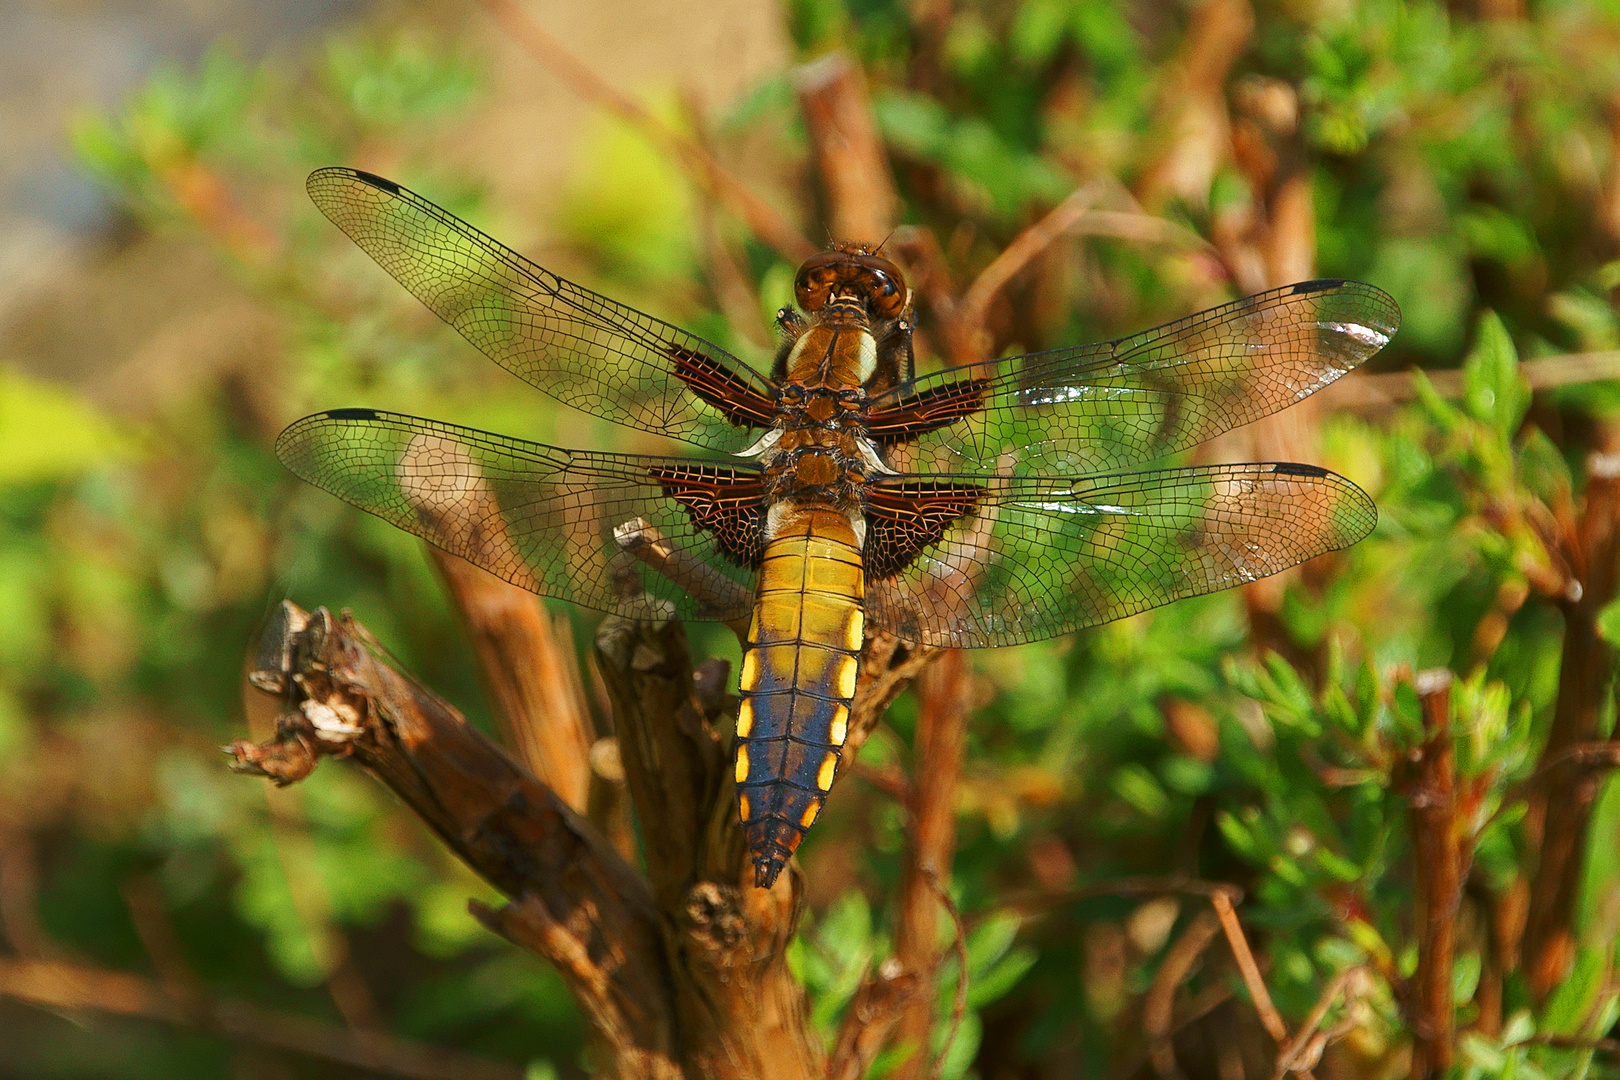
[306,168,778,451]
[863,463,1376,648]
[869,280,1398,475]
[277,409,762,622]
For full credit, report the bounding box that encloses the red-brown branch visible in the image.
[1405,669,1462,1078]
[1524,454,1620,998]
[230,602,680,1079]
[891,648,971,1079]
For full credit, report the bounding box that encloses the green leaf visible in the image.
[1463,311,1530,439]
[1215,810,1259,859]
[967,946,1036,1009]
[1010,0,1071,65]
[0,367,125,483]
[1541,946,1605,1035]
[1595,599,1620,646]
[1112,764,1171,818]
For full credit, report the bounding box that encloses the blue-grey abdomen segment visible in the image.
[735,507,863,888]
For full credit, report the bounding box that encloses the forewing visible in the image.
[306,168,776,450]
[277,409,760,622]
[865,463,1376,648]
[872,280,1398,475]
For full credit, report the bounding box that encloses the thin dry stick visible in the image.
[952,181,1106,358]
[261,783,385,1032]
[1141,910,1223,1080]
[0,957,524,1080]
[797,50,900,245]
[1271,968,1369,1080]
[1134,0,1255,213]
[1210,891,1311,1077]
[429,548,596,812]
[402,430,597,810]
[478,0,816,264]
[995,877,1244,922]
[120,876,206,1016]
[1322,351,1620,410]
[0,830,54,960]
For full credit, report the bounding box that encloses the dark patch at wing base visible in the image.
[865,482,984,578]
[668,346,778,429]
[865,377,992,444]
[648,464,767,568]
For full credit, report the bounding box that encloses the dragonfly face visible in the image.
[281,168,1400,888]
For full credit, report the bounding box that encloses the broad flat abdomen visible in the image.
[736,506,863,888]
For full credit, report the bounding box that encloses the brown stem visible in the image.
[1210,890,1290,1046]
[1134,0,1254,213]
[593,610,821,1080]
[121,875,206,1016]
[261,783,384,1031]
[1142,911,1223,1080]
[0,829,53,960]
[952,182,1106,363]
[1524,454,1620,999]
[1322,350,1620,410]
[230,602,681,1079]
[891,648,971,1079]
[428,549,596,813]
[826,959,921,1080]
[478,0,815,264]
[797,51,899,246]
[1405,669,1461,1078]
[0,956,523,1080]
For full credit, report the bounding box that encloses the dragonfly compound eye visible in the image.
[795,264,838,312]
[865,269,906,319]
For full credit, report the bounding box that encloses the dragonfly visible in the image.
[280,167,1398,888]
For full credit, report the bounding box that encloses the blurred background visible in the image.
[7,0,1620,1076]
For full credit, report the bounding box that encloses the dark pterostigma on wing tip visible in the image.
[324,407,379,421]
[1289,279,1346,295]
[1271,462,1330,478]
[347,169,401,194]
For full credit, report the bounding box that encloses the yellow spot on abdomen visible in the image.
[738,793,751,821]
[845,610,864,652]
[799,803,820,828]
[735,747,749,784]
[816,752,838,791]
[829,705,849,746]
[736,698,754,738]
[740,648,759,689]
[835,655,858,699]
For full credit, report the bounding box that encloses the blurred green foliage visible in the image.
[7,0,1620,1077]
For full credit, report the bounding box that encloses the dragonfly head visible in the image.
[795,244,910,323]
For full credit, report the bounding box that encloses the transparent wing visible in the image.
[277,409,761,622]
[865,463,1376,648]
[306,168,777,451]
[870,280,1398,475]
